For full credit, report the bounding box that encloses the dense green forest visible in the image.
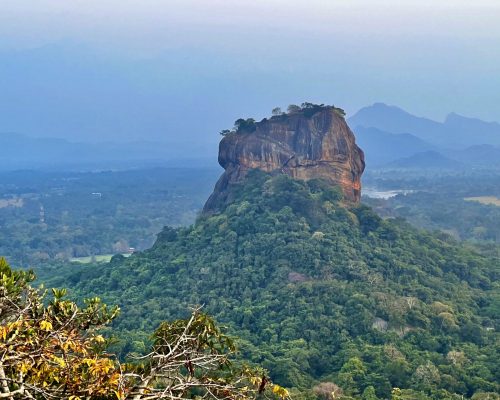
[0,168,218,266]
[44,171,500,400]
[363,171,500,257]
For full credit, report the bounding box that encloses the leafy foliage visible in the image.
[234,118,257,133]
[0,257,121,398]
[0,258,288,399]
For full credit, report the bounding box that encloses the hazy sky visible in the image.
[0,0,499,144]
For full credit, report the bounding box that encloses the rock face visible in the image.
[204,106,365,212]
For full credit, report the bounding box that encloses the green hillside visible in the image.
[56,171,499,399]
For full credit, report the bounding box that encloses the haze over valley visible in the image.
[0,2,499,400]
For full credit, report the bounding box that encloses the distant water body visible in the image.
[363,188,413,199]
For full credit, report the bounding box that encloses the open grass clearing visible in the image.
[464,196,500,206]
[0,198,23,208]
[70,253,131,264]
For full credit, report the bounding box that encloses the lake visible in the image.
[363,188,414,199]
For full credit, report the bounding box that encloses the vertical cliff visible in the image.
[204,106,365,212]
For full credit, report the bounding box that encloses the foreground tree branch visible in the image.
[0,258,289,400]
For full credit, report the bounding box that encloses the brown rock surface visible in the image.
[204,106,365,212]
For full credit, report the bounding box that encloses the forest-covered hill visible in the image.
[51,171,499,399]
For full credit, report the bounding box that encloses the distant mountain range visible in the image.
[353,127,436,166]
[0,132,215,171]
[2,102,500,172]
[349,103,500,169]
[386,151,464,169]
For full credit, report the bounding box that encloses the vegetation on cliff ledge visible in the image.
[44,171,499,400]
[220,103,347,136]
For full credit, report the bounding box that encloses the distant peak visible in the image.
[444,112,465,122]
[444,112,500,127]
[353,102,413,118]
[371,102,391,108]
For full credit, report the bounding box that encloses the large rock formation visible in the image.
[204,106,365,212]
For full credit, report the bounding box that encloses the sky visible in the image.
[0,0,499,146]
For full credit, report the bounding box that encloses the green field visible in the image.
[464,196,500,206]
[70,254,131,264]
